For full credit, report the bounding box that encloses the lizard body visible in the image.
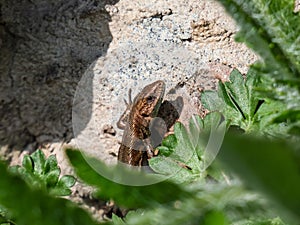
[117,80,166,166]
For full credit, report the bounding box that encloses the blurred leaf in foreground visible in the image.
[119,181,280,225]
[0,160,101,225]
[65,148,191,209]
[217,0,300,80]
[218,133,300,222]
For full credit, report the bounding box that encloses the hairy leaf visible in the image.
[218,133,300,222]
[149,113,226,183]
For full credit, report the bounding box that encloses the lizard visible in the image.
[117,80,166,167]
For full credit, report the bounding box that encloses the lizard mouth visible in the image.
[152,80,166,100]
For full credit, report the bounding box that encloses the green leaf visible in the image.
[150,113,226,183]
[30,149,46,175]
[202,211,229,225]
[66,148,191,208]
[45,168,60,188]
[112,214,126,225]
[59,175,76,188]
[0,160,101,225]
[273,110,300,123]
[121,182,278,225]
[201,68,294,137]
[11,149,75,196]
[156,134,177,156]
[218,133,300,222]
[201,90,223,111]
[215,0,300,137]
[22,154,33,173]
[44,155,58,174]
[156,146,172,156]
[161,134,177,150]
[50,175,77,196]
[149,156,194,182]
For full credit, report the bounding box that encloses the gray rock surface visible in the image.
[0,0,114,149]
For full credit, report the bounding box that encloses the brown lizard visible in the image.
[117,80,166,167]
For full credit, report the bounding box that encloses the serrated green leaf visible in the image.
[217,0,299,80]
[150,113,226,183]
[201,112,227,170]
[149,156,194,183]
[173,122,194,162]
[10,149,75,197]
[174,122,190,147]
[245,68,261,117]
[218,81,237,111]
[8,165,20,175]
[49,186,71,197]
[188,115,203,150]
[44,155,58,174]
[149,156,180,175]
[224,70,247,113]
[201,68,293,136]
[202,112,224,131]
[122,181,278,225]
[31,149,46,175]
[215,0,300,138]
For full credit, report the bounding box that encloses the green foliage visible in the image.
[218,133,300,223]
[199,0,300,223]
[216,0,300,136]
[0,207,14,225]
[202,69,257,132]
[149,112,226,183]
[65,148,191,208]
[201,69,290,137]
[9,149,75,196]
[112,182,282,225]
[66,148,283,225]
[0,160,103,225]
[217,0,300,80]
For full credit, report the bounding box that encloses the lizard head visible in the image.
[133,80,166,118]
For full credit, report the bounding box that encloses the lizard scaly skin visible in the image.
[117,80,166,166]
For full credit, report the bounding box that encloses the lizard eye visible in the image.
[146,96,155,103]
